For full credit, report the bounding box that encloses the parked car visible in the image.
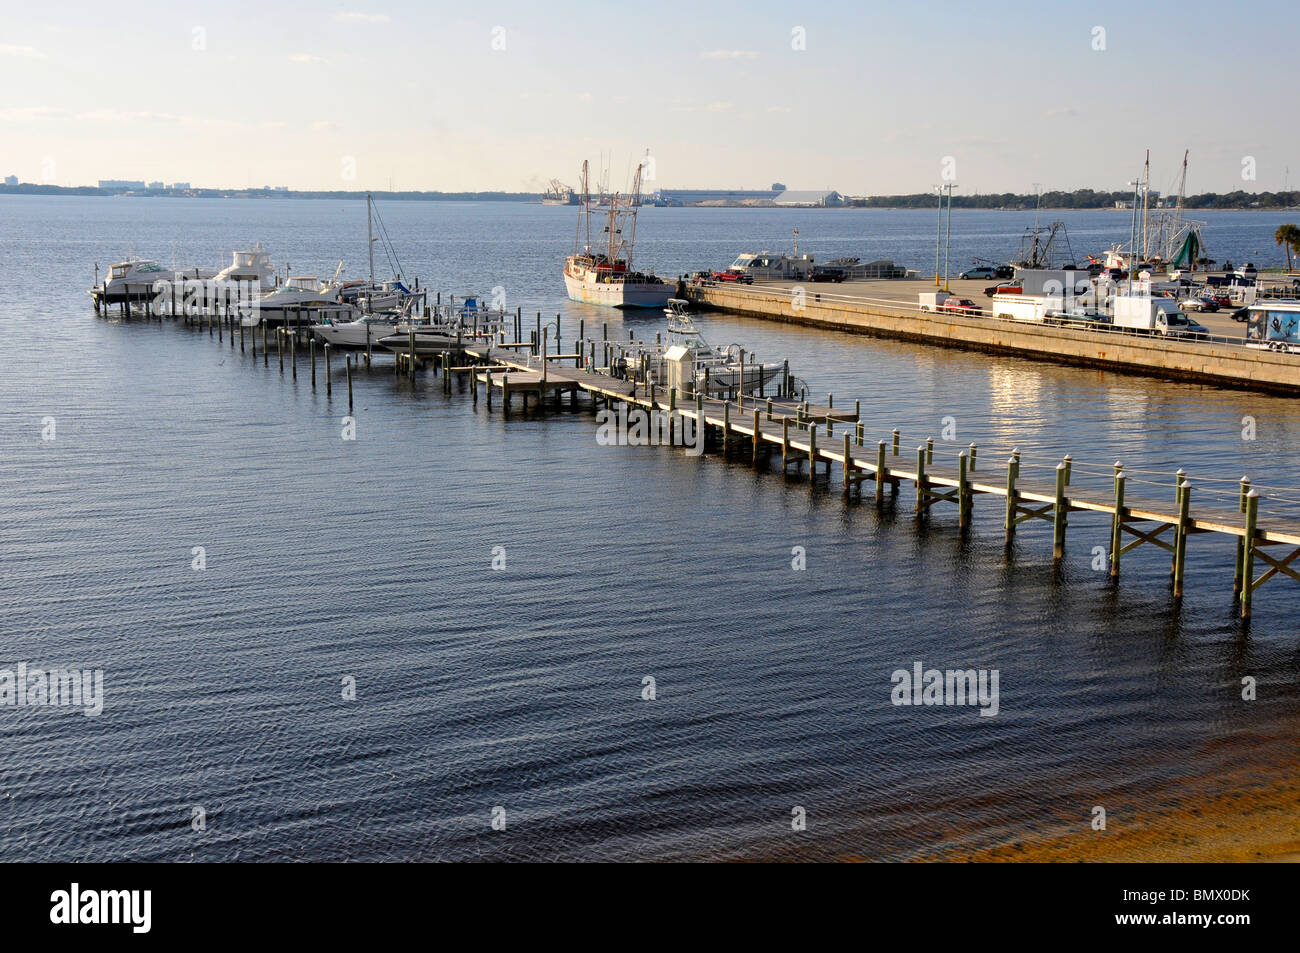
[984,282,1021,297]
[1179,296,1220,313]
[940,297,980,314]
[960,266,998,280]
[809,267,846,283]
[711,270,753,284]
[1210,294,1231,309]
[1236,262,1258,279]
[994,265,1014,279]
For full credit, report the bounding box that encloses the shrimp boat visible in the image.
[563,159,672,309]
[622,300,784,396]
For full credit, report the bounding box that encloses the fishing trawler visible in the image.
[562,159,672,309]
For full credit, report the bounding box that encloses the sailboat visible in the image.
[336,193,418,312]
[562,159,672,308]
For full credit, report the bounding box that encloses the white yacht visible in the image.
[311,313,401,349]
[93,258,202,306]
[243,273,354,327]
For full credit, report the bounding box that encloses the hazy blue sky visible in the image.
[1,0,1294,194]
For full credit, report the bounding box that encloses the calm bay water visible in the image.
[1,196,1297,861]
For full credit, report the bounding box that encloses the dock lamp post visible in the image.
[934,186,943,287]
[943,183,958,293]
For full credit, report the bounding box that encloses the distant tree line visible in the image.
[850,190,1300,210]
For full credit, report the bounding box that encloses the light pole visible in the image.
[943,183,958,293]
[934,186,943,287]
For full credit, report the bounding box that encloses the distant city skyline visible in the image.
[1,0,1295,195]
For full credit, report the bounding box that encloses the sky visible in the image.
[1,0,1296,195]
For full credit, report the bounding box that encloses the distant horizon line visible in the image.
[3,182,1299,211]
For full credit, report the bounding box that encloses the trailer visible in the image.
[1245,301,1300,352]
[918,291,952,312]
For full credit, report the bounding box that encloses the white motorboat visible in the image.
[92,257,207,306]
[243,272,355,327]
[311,313,401,349]
[616,300,783,395]
[377,322,476,356]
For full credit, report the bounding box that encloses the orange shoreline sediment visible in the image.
[923,774,1300,863]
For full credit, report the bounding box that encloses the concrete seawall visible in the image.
[685,283,1300,395]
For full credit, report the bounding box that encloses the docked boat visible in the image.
[562,159,672,309]
[377,295,505,355]
[335,194,421,314]
[91,257,207,307]
[311,313,402,349]
[243,271,354,327]
[619,300,783,395]
[195,243,278,310]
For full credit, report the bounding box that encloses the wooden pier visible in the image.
[98,293,1300,619]
[454,338,1300,620]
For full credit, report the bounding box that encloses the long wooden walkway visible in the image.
[459,340,1297,618]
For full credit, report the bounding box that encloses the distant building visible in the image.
[98,179,146,190]
[147,181,164,190]
[771,182,787,191]
[274,186,288,192]
[657,188,780,205]
[169,182,191,190]
[773,189,845,207]
[3,175,16,186]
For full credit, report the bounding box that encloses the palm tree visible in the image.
[1275,224,1300,271]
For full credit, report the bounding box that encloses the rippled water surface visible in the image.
[1,197,1297,861]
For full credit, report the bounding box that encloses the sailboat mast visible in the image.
[1141,151,1150,262]
[367,193,375,285]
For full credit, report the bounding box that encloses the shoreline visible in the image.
[927,772,1300,863]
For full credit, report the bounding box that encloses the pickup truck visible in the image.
[711,270,754,284]
[940,297,980,314]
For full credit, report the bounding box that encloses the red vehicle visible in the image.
[985,283,1021,297]
[711,270,754,284]
[940,297,980,314]
[1210,293,1231,309]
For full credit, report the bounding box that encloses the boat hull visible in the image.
[377,330,472,356]
[312,322,399,349]
[564,273,673,309]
